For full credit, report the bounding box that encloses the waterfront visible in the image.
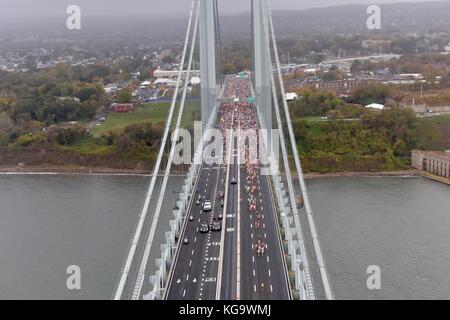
[0,174,448,299]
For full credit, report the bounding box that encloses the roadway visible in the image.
[166,77,290,300]
[166,127,227,300]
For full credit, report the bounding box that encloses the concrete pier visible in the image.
[412,150,450,185]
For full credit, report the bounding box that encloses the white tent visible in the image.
[190,77,201,85]
[286,92,298,101]
[365,103,385,110]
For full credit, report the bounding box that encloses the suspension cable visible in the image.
[260,0,315,300]
[113,0,196,300]
[130,0,200,300]
[267,0,334,300]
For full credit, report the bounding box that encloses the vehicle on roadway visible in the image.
[189,215,194,222]
[196,199,201,206]
[218,213,223,220]
[199,221,209,233]
[230,178,237,185]
[183,238,189,245]
[203,200,212,211]
[220,199,224,207]
[211,219,221,232]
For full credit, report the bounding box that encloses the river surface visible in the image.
[0,174,448,299]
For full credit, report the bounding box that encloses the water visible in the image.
[308,177,450,300]
[0,174,448,299]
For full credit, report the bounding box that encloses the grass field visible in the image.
[91,101,201,137]
[416,114,450,151]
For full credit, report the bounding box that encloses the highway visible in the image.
[166,77,290,300]
[166,143,227,300]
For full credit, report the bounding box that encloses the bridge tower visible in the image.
[199,0,218,130]
[252,0,272,150]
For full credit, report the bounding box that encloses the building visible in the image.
[362,39,392,51]
[112,103,134,113]
[412,150,450,180]
[153,68,200,79]
[288,79,375,96]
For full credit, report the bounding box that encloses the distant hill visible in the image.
[2,1,450,43]
[220,1,450,38]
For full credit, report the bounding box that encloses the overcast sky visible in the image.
[0,0,443,17]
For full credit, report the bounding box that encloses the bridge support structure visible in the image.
[252,0,272,153]
[199,0,218,130]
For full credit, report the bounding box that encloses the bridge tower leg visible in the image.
[252,0,272,153]
[199,0,217,130]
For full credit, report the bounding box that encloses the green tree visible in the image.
[116,89,133,103]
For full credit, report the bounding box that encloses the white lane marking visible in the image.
[267,256,270,263]
[252,256,255,263]
[253,269,256,277]
[254,284,257,293]
[268,269,271,277]
[191,249,195,256]
[194,237,197,243]
[251,233,253,239]
[270,285,273,293]
[189,260,192,267]
[183,289,186,297]
[186,274,190,281]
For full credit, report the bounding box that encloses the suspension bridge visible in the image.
[112,0,334,301]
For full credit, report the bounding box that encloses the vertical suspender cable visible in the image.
[131,1,200,300]
[260,0,315,300]
[113,0,196,300]
[266,0,334,300]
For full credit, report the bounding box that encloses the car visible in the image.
[218,213,223,220]
[189,215,194,221]
[196,199,201,206]
[203,200,212,211]
[230,178,237,185]
[199,221,209,233]
[211,219,221,232]
[183,238,189,245]
[220,199,224,207]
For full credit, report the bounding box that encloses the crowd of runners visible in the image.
[218,76,268,257]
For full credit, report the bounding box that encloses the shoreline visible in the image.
[0,165,419,179]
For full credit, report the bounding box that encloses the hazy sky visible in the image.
[0,0,443,17]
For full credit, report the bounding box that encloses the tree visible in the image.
[116,89,133,103]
